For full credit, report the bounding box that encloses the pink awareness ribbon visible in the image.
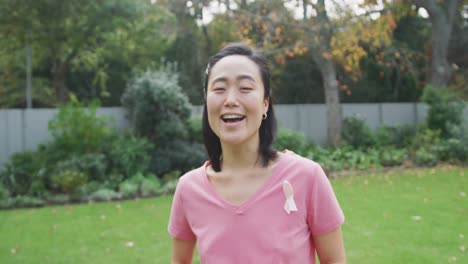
[283,180,298,214]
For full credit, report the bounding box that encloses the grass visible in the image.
[0,166,466,264]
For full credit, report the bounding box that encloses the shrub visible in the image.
[376,125,417,148]
[151,140,207,176]
[273,128,313,155]
[342,115,376,149]
[0,151,42,196]
[89,189,121,202]
[412,149,438,167]
[140,175,161,197]
[119,181,139,198]
[421,85,464,139]
[162,170,182,184]
[50,169,87,194]
[380,148,408,167]
[106,133,154,180]
[121,68,192,147]
[187,116,203,143]
[6,195,45,208]
[0,183,10,200]
[412,125,441,151]
[48,99,113,156]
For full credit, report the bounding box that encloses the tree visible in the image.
[0,0,146,103]
[413,0,460,86]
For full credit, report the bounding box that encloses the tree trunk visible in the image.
[307,0,342,146]
[51,59,69,103]
[415,0,459,86]
[320,60,342,146]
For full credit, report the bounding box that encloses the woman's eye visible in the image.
[213,87,225,91]
[240,87,253,91]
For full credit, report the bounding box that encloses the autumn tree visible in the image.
[412,0,461,86]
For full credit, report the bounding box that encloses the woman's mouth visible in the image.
[221,114,245,123]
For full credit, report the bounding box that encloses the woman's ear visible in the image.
[263,97,269,113]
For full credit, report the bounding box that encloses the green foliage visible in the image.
[161,170,182,184]
[379,148,408,167]
[421,85,465,138]
[106,133,154,180]
[121,67,192,147]
[273,128,313,155]
[412,149,438,167]
[342,115,376,149]
[412,125,441,151]
[140,175,161,197]
[50,169,87,194]
[376,124,417,148]
[2,195,45,209]
[0,183,10,200]
[0,151,42,196]
[307,147,381,173]
[151,140,207,176]
[187,116,203,143]
[89,189,120,202]
[432,122,468,163]
[48,100,113,156]
[119,181,139,199]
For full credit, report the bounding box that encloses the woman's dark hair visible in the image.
[202,42,277,172]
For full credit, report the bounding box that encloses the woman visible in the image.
[168,43,346,264]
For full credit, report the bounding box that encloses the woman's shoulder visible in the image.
[176,162,208,189]
[278,150,327,181]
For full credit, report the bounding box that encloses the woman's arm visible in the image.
[314,226,346,264]
[171,238,196,264]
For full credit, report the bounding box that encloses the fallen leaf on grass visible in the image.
[459,245,465,252]
[11,247,18,254]
[460,234,465,239]
[460,192,466,197]
[100,215,107,220]
[411,216,422,221]
[448,256,458,262]
[125,241,135,248]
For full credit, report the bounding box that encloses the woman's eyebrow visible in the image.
[211,75,255,86]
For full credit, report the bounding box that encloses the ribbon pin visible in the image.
[283,180,298,214]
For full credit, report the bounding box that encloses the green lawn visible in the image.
[1,166,466,263]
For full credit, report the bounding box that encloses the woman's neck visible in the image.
[220,141,260,171]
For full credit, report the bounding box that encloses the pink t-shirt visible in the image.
[168,151,344,264]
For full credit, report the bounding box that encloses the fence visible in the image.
[1,103,466,166]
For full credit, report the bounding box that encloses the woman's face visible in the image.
[206,55,269,147]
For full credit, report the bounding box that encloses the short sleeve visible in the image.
[168,179,196,240]
[307,163,345,236]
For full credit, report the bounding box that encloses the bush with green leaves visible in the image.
[121,68,192,147]
[89,189,121,202]
[151,140,207,176]
[412,149,438,167]
[0,151,42,196]
[48,99,113,157]
[376,124,417,148]
[2,195,45,209]
[140,174,161,197]
[273,128,313,155]
[421,85,465,139]
[50,169,88,194]
[187,116,203,143]
[379,148,408,167]
[105,133,154,180]
[342,115,376,149]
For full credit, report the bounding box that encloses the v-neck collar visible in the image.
[202,151,292,212]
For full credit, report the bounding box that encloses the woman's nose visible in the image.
[224,89,239,107]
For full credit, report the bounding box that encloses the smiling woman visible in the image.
[168,43,346,264]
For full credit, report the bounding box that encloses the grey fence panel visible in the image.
[382,103,418,126]
[342,104,381,130]
[96,107,129,132]
[298,104,327,145]
[0,111,9,166]
[1,103,467,167]
[24,109,56,150]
